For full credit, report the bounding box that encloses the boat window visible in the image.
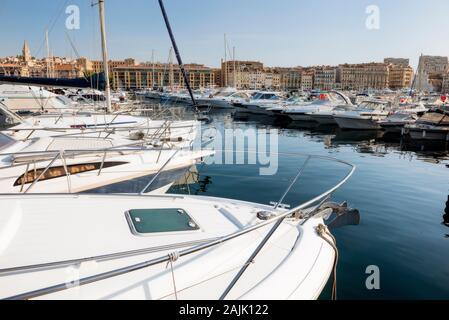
[13,162,128,186]
[126,208,200,235]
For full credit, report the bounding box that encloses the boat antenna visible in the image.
[158,0,198,110]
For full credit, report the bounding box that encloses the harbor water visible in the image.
[151,105,449,300]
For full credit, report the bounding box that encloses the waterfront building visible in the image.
[275,67,302,91]
[388,64,414,90]
[415,55,449,92]
[53,63,84,79]
[300,72,314,90]
[384,58,410,67]
[314,66,338,90]
[339,63,390,90]
[92,58,136,75]
[221,60,264,89]
[0,63,29,77]
[112,63,215,90]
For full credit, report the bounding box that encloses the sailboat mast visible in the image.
[158,0,197,107]
[45,30,50,78]
[233,46,236,88]
[98,0,112,113]
[224,34,228,87]
[151,49,155,89]
[169,47,174,90]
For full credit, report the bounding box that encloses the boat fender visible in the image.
[257,211,277,221]
[129,131,145,140]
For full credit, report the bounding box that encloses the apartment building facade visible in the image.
[339,63,390,90]
[314,67,338,90]
[112,63,215,90]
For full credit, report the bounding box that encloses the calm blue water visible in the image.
[158,105,449,299]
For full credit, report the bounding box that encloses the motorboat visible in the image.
[308,105,358,125]
[404,109,449,141]
[378,113,419,133]
[0,132,213,194]
[0,155,356,300]
[0,84,74,114]
[196,89,251,109]
[281,92,353,122]
[334,100,391,130]
[237,92,284,115]
[3,111,201,149]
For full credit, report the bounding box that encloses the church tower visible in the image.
[22,41,31,63]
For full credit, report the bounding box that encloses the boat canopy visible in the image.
[0,73,106,90]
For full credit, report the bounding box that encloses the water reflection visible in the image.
[229,112,449,165]
[444,195,449,228]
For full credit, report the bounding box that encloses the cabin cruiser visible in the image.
[280,92,353,122]
[0,84,74,114]
[0,155,356,300]
[0,132,213,194]
[404,109,449,141]
[377,103,427,134]
[196,89,251,109]
[236,92,284,114]
[307,105,358,125]
[378,113,419,133]
[3,112,201,149]
[334,100,391,130]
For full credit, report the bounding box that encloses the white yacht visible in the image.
[308,105,358,125]
[334,100,391,130]
[3,112,200,148]
[0,156,356,300]
[238,92,284,115]
[0,132,212,194]
[281,92,353,122]
[197,89,251,109]
[0,84,73,114]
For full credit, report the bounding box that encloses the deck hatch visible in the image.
[126,209,200,235]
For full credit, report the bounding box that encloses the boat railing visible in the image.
[2,119,199,143]
[1,152,355,300]
[0,141,200,194]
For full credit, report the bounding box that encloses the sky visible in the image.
[1,0,449,69]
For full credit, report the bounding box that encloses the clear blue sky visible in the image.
[1,0,449,68]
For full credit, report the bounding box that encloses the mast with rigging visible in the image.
[98,0,112,113]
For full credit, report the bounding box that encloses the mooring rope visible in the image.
[166,252,180,300]
[316,224,339,300]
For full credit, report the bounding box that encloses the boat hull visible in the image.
[285,113,315,122]
[309,114,337,125]
[334,116,381,130]
[407,128,449,141]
